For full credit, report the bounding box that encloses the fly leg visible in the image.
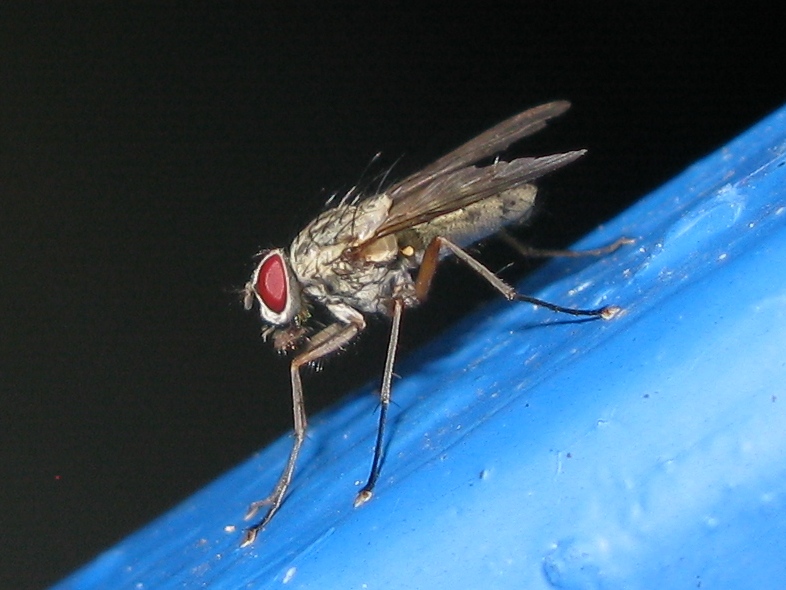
[242,320,363,547]
[498,229,634,259]
[354,298,404,507]
[414,236,621,319]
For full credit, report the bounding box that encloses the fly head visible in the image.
[244,249,303,327]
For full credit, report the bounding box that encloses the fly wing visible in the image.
[376,150,585,237]
[390,101,572,193]
[373,101,584,238]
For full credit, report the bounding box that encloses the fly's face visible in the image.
[244,249,303,326]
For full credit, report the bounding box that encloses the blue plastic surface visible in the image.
[54,106,786,589]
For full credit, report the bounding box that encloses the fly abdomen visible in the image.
[403,185,538,258]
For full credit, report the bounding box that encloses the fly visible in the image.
[240,101,629,545]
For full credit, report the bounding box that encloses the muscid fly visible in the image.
[241,101,628,545]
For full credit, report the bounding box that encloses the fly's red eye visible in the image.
[256,253,288,314]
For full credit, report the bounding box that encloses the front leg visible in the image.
[242,319,364,546]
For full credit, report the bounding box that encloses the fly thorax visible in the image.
[348,194,393,245]
[289,194,394,279]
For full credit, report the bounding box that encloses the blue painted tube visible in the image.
[53,105,786,589]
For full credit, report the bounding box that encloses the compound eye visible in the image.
[255,252,288,314]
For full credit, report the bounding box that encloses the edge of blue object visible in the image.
[54,105,786,590]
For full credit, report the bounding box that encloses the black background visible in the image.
[1,4,782,588]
